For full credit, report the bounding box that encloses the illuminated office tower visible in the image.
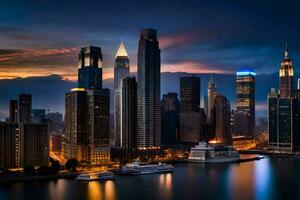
[235,70,255,137]
[9,100,18,123]
[64,88,87,161]
[211,95,232,144]
[180,76,201,143]
[120,76,137,158]
[137,28,161,148]
[78,46,103,90]
[114,42,130,147]
[18,93,32,123]
[87,89,110,163]
[161,93,180,145]
[207,77,217,122]
[279,44,294,98]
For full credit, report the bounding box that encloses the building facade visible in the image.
[137,28,161,148]
[207,77,217,122]
[114,42,130,147]
[180,76,201,143]
[120,76,137,158]
[9,100,18,123]
[18,93,32,123]
[78,46,103,90]
[235,70,256,137]
[161,93,180,145]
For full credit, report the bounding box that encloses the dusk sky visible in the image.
[0,0,299,117]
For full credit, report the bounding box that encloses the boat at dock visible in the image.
[76,171,114,181]
[188,142,240,163]
[120,162,173,175]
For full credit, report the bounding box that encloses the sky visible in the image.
[0,0,299,117]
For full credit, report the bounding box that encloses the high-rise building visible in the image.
[9,100,18,123]
[137,28,161,148]
[268,45,300,152]
[64,88,87,161]
[18,93,32,123]
[211,95,232,145]
[32,109,46,124]
[0,123,20,169]
[279,44,294,98]
[161,93,180,145]
[207,77,217,122]
[114,42,130,147]
[87,89,110,163]
[204,95,208,116]
[235,70,256,137]
[180,76,201,143]
[120,76,137,158]
[78,46,103,90]
[22,123,49,167]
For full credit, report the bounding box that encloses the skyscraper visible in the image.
[137,28,161,148]
[279,44,294,98]
[121,76,137,158]
[78,46,103,90]
[114,42,130,147]
[211,95,232,144]
[18,93,32,123]
[9,100,18,123]
[180,76,200,113]
[268,45,300,152]
[32,109,46,124]
[180,76,201,143]
[87,89,110,163]
[161,93,180,145]
[235,70,256,137]
[207,77,217,122]
[64,88,87,161]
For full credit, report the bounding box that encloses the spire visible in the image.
[115,42,129,59]
[284,42,289,59]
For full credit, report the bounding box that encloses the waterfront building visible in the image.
[137,28,161,148]
[114,42,130,147]
[22,123,49,167]
[211,95,232,145]
[0,123,20,169]
[64,88,87,161]
[120,76,137,158]
[161,93,180,145]
[268,45,300,152]
[18,93,32,123]
[87,89,110,163]
[9,100,18,123]
[180,76,201,143]
[78,46,103,90]
[207,77,217,122]
[235,70,256,137]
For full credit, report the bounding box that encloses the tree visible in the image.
[65,159,78,172]
[50,160,61,174]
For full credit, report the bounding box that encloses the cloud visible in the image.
[162,61,233,74]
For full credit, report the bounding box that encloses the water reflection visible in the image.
[48,179,67,200]
[158,173,173,199]
[87,180,117,200]
[88,181,102,200]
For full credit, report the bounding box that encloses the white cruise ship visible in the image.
[120,162,173,175]
[76,171,114,181]
[188,142,240,163]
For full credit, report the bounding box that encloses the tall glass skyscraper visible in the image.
[78,46,103,90]
[235,70,256,137]
[114,42,130,147]
[137,28,161,148]
[207,77,217,122]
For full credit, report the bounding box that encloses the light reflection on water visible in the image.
[2,157,300,200]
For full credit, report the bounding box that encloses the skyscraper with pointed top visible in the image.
[279,43,294,98]
[114,42,130,147]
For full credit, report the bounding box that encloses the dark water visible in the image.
[1,157,300,200]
